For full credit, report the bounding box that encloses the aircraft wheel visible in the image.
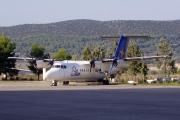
[103,80,109,85]
[52,80,57,86]
[63,81,66,85]
[63,81,69,85]
[66,81,69,85]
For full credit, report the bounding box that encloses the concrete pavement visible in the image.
[0,81,180,120]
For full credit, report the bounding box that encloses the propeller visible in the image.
[47,53,54,66]
[112,59,118,67]
[90,60,95,72]
[110,59,118,71]
[29,53,37,68]
[49,59,54,66]
[89,51,96,72]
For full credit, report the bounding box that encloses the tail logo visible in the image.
[120,49,125,58]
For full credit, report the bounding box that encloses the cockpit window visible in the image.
[52,65,66,69]
[56,65,61,68]
[52,65,61,68]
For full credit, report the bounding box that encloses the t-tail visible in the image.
[101,35,151,60]
[111,36,129,59]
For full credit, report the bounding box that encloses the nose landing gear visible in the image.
[51,80,57,86]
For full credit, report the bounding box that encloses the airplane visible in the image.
[8,35,169,86]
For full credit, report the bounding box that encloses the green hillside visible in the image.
[0,19,180,60]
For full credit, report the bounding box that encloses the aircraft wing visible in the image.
[98,56,169,63]
[8,68,31,72]
[124,56,169,61]
[8,57,35,60]
[0,67,31,75]
[8,57,54,62]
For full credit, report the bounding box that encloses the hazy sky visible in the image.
[0,0,180,26]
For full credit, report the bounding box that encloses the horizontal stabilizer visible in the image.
[124,56,170,61]
[101,35,151,39]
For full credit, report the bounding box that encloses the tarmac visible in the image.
[0,81,180,120]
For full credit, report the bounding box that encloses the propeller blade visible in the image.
[90,60,95,72]
[29,52,37,68]
[47,53,50,59]
[110,59,118,71]
[49,59,54,66]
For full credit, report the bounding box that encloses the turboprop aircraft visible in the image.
[8,35,168,86]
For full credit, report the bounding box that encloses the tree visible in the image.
[92,46,105,60]
[167,58,177,75]
[0,33,16,79]
[105,47,113,58]
[127,41,141,76]
[113,40,118,52]
[126,41,148,81]
[81,45,106,60]
[72,54,79,60]
[156,37,177,78]
[81,45,92,60]
[140,62,149,81]
[27,42,45,80]
[53,48,72,60]
[30,42,45,58]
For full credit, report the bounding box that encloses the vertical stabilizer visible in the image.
[111,36,129,59]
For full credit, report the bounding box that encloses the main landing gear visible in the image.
[51,80,69,86]
[102,72,110,85]
[63,81,69,85]
[103,80,109,85]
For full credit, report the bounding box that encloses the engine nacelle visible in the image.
[36,60,44,68]
[94,61,102,64]
[94,61,102,70]
[36,60,51,68]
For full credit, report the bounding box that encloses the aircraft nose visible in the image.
[45,69,58,80]
[45,70,53,80]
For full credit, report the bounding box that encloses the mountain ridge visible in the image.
[0,19,180,61]
[1,19,180,37]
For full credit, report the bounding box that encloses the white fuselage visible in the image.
[44,60,130,82]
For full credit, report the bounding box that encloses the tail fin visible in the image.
[111,36,129,59]
[101,35,151,59]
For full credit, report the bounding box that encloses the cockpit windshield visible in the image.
[51,65,66,69]
[52,65,61,68]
